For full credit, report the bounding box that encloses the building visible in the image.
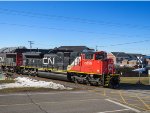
[107,52,130,66]
[57,46,94,53]
[144,56,150,66]
[107,52,144,67]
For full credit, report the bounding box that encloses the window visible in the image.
[85,53,93,59]
[95,54,104,60]
[13,58,16,63]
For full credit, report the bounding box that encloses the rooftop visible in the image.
[0,46,26,53]
[57,46,94,52]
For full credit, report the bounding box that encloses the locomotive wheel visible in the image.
[86,82,91,86]
[109,77,119,89]
[95,82,101,86]
[86,79,91,86]
[67,72,72,82]
[74,77,79,84]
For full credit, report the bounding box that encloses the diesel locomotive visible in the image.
[0,46,120,88]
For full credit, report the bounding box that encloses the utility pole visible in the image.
[95,45,98,51]
[28,41,34,52]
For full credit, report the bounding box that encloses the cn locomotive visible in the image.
[0,46,120,88]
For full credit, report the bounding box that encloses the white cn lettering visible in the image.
[0,57,4,62]
[84,61,92,65]
[43,57,55,65]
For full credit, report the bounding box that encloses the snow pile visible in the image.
[0,77,72,90]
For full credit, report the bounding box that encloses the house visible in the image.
[144,56,150,66]
[107,52,130,65]
[121,59,128,66]
[107,52,144,67]
[128,60,138,67]
[127,53,143,60]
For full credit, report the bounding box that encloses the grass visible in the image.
[120,77,149,85]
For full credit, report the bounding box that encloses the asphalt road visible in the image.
[0,90,140,113]
[35,72,150,112]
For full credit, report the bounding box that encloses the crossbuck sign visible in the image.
[137,56,143,64]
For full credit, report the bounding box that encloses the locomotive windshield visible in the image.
[85,53,94,59]
[95,53,105,60]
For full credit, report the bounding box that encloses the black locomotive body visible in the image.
[0,46,91,74]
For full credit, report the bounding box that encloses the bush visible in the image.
[115,66,148,77]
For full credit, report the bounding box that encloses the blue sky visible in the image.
[0,1,150,54]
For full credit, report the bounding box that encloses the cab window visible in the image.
[95,54,104,60]
[85,53,93,59]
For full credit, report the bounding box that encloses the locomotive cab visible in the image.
[82,51,106,60]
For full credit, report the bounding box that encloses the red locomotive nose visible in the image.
[67,51,120,88]
[107,59,115,74]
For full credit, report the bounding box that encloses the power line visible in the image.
[97,39,150,47]
[0,22,149,39]
[0,7,150,31]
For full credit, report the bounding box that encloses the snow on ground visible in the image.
[0,77,72,90]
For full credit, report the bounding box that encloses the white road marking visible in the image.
[97,108,130,113]
[106,99,140,113]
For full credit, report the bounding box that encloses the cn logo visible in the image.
[43,57,55,65]
[84,61,92,65]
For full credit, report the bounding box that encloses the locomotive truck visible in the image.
[0,47,120,88]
